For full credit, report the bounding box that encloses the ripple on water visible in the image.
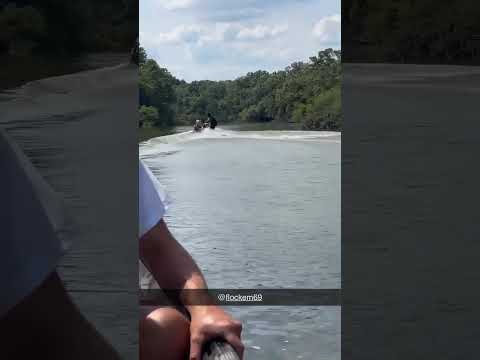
[141,135,341,359]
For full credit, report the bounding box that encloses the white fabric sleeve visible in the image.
[139,159,168,238]
[0,130,66,317]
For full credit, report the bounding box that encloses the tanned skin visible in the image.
[139,219,244,360]
[0,272,122,360]
[0,220,243,360]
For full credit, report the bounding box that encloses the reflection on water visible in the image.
[1,62,138,359]
[140,130,341,359]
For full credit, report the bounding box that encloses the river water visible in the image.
[140,128,341,359]
[1,62,139,358]
[1,58,340,359]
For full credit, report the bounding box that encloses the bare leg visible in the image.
[140,306,190,360]
[0,272,121,359]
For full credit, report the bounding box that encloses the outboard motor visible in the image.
[193,119,203,132]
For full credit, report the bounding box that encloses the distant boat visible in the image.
[193,119,203,132]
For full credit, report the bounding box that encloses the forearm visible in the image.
[140,220,211,313]
[139,220,244,358]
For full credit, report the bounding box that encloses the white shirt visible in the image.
[0,131,167,315]
[0,130,66,317]
[139,159,168,289]
[138,159,167,238]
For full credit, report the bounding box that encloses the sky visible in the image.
[140,0,341,82]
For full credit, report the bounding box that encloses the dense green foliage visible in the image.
[0,1,137,56]
[0,4,46,56]
[139,48,341,131]
[139,59,178,128]
[139,106,159,128]
[343,0,480,63]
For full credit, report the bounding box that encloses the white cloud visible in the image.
[200,7,265,22]
[147,23,289,46]
[140,0,340,81]
[158,0,195,11]
[236,24,288,40]
[231,42,292,60]
[150,25,204,44]
[313,14,341,44]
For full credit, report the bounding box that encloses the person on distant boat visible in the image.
[193,119,203,132]
[206,113,217,129]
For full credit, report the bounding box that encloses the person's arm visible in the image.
[0,271,121,360]
[139,219,244,359]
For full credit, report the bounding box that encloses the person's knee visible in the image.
[140,307,190,359]
[149,307,188,325]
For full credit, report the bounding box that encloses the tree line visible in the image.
[139,47,341,131]
[0,1,137,57]
[343,0,480,64]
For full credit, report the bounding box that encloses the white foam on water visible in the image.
[140,127,340,158]
[139,142,183,160]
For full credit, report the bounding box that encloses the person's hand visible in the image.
[188,306,244,360]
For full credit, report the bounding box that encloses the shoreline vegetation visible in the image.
[0,2,136,55]
[343,0,480,65]
[138,121,338,143]
[0,1,136,90]
[139,46,342,134]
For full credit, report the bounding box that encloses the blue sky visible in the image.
[140,0,341,81]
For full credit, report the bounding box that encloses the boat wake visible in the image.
[140,127,340,159]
